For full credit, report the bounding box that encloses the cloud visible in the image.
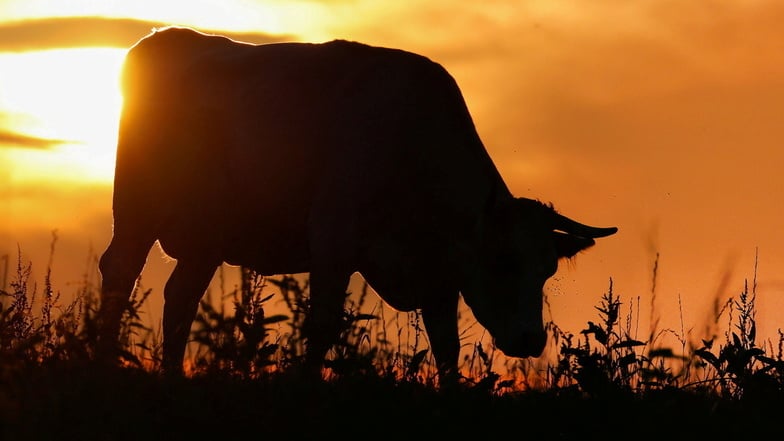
[0,111,71,149]
[0,128,70,149]
[0,16,292,52]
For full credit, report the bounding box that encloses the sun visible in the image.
[0,47,126,184]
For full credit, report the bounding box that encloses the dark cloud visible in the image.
[0,16,293,52]
[0,129,70,149]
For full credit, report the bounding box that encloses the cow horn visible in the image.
[553,213,618,238]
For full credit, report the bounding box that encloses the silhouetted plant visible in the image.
[550,278,648,396]
[467,342,503,392]
[268,274,438,384]
[111,281,156,368]
[268,274,309,369]
[8,234,784,424]
[692,275,779,399]
[0,238,93,365]
[752,330,784,398]
[190,266,287,378]
[0,250,41,363]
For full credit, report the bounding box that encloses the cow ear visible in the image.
[553,232,595,258]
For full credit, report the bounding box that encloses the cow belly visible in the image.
[357,235,459,311]
[220,217,311,275]
[359,263,454,312]
[154,200,312,275]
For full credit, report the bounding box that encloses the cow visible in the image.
[97,26,617,382]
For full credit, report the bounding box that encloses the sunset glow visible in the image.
[0,1,332,41]
[3,1,784,364]
[0,48,124,183]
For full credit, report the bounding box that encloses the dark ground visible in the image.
[1,362,780,440]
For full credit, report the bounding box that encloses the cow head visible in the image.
[461,197,617,359]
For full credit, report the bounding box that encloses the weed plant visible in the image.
[2,241,784,438]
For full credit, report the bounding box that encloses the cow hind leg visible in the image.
[97,234,155,363]
[162,259,218,375]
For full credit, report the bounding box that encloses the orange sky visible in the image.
[3,1,784,363]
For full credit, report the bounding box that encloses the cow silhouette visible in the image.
[97,26,617,381]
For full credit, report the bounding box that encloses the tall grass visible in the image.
[2,239,783,403]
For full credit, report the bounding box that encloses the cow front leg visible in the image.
[162,259,218,375]
[97,234,154,364]
[302,268,352,378]
[421,292,461,386]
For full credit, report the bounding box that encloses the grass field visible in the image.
[2,245,783,439]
